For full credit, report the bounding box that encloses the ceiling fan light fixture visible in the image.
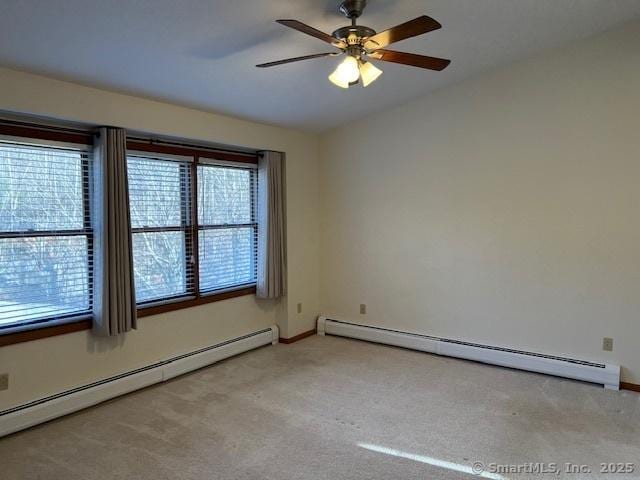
[328,70,349,88]
[328,55,360,88]
[359,60,382,87]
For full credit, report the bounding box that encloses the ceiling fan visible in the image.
[256,0,450,89]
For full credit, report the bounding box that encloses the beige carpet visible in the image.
[1,335,639,479]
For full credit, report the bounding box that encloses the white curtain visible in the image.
[257,151,287,298]
[92,127,137,336]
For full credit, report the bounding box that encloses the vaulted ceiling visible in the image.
[1,0,639,132]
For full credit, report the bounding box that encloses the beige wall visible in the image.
[0,67,320,409]
[320,21,640,383]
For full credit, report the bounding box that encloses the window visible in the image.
[127,154,194,304]
[127,148,257,308]
[0,139,93,332]
[0,125,258,343]
[198,162,257,292]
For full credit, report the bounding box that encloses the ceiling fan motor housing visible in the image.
[335,1,375,48]
[332,25,377,45]
[339,0,368,19]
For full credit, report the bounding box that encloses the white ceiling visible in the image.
[1,0,639,132]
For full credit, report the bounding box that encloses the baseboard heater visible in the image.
[317,317,619,390]
[0,325,279,438]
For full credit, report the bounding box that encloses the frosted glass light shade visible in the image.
[359,61,383,87]
[328,56,360,88]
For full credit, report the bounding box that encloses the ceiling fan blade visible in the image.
[364,15,442,50]
[256,52,339,68]
[368,49,451,71]
[277,19,347,49]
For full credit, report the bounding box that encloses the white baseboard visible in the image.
[318,316,619,390]
[0,325,279,438]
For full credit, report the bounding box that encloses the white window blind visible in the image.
[197,163,257,292]
[0,140,93,330]
[127,155,194,304]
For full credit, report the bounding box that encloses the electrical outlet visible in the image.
[0,373,8,391]
[603,337,614,352]
[360,304,367,315]
[297,303,302,314]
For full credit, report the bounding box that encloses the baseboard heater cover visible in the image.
[317,317,619,390]
[0,325,279,438]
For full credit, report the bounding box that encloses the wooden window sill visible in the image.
[137,286,256,317]
[0,320,92,347]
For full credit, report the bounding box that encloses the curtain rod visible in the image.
[0,118,260,157]
[127,136,257,158]
[0,118,95,136]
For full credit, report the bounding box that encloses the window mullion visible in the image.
[0,229,90,238]
[198,223,256,231]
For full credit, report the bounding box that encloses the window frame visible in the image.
[0,126,259,346]
[127,151,196,306]
[126,142,259,318]
[0,131,95,338]
[196,158,258,296]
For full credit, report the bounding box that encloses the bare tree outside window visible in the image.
[127,156,190,303]
[127,154,257,306]
[0,142,92,328]
[198,165,257,292]
[0,140,258,330]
